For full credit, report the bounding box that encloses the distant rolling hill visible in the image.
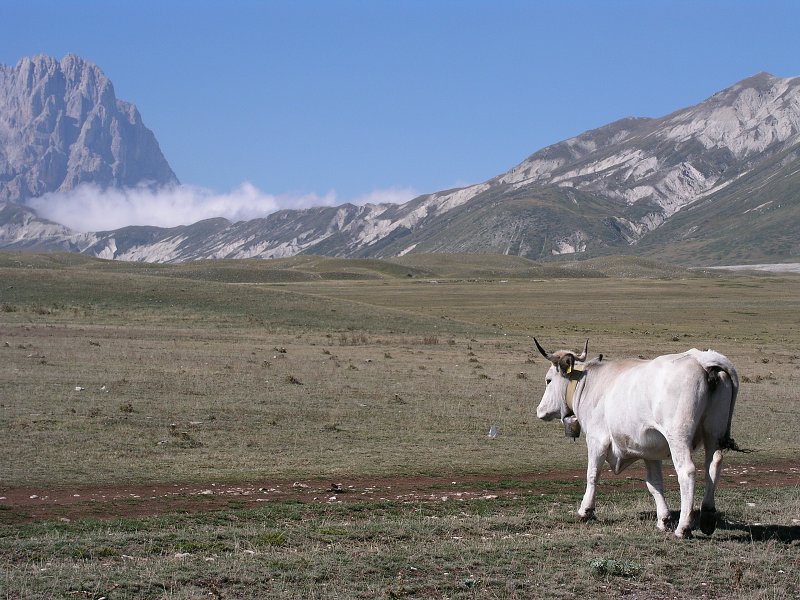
[0,251,697,282]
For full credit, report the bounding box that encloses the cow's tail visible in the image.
[689,349,749,453]
[709,365,745,452]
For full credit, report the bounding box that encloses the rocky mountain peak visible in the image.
[662,72,800,161]
[59,54,116,117]
[0,53,178,203]
[491,72,800,238]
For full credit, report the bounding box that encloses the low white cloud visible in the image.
[27,182,280,232]
[26,182,417,232]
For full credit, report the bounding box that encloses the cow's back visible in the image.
[584,353,709,463]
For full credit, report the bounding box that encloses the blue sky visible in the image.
[3,0,800,228]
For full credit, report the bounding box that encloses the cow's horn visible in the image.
[576,339,589,361]
[534,338,555,361]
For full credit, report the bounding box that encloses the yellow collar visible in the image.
[565,364,586,412]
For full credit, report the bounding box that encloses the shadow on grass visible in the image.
[638,510,800,543]
[716,517,800,543]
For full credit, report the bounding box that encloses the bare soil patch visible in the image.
[2,462,796,524]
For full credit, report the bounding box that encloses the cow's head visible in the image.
[534,338,588,421]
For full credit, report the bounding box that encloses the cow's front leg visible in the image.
[644,459,670,531]
[579,442,606,521]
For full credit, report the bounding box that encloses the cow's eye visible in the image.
[545,378,552,385]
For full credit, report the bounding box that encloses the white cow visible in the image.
[534,339,739,538]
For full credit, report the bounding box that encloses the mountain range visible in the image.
[0,55,798,265]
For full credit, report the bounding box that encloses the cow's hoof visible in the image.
[700,509,717,536]
[656,518,668,532]
[578,508,596,522]
[674,528,693,540]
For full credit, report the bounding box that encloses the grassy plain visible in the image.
[4,487,798,599]
[1,253,798,598]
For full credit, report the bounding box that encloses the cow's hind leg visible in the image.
[700,437,724,535]
[670,445,697,539]
[644,459,670,531]
[699,374,733,536]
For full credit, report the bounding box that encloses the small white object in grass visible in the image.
[487,424,497,439]
[74,386,84,391]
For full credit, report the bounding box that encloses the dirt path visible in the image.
[1,462,797,524]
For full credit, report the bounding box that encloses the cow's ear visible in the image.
[558,354,575,375]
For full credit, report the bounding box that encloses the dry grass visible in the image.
[0,323,557,486]
[1,254,798,598]
[0,259,798,487]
